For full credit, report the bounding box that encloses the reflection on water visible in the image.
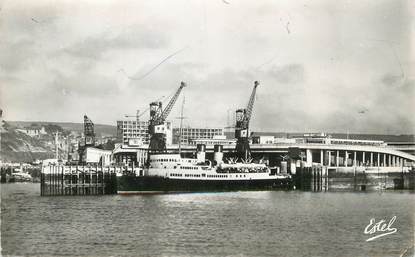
[1,184,414,257]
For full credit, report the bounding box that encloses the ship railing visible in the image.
[216,167,269,174]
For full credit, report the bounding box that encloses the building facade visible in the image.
[173,127,224,145]
[117,120,172,146]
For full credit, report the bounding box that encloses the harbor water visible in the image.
[1,183,414,257]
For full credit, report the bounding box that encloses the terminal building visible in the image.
[173,127,224,145]
[106,125,415,172]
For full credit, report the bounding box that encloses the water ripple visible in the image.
[1,184,414,257]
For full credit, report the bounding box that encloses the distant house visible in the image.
[16,127,47,137]
[83,147,112,166]
[0,122,6,133]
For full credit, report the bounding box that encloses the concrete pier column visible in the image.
[345,151,348,167]
[336,151,339,167]
[377,153,380,167]
[320,150,324,166]
[383,154,386,167]
[362,152,366,166]
[392,156,396,166]
[353,151,357,167]
[306,149,313,167]
[370,152,373,167]
[328,151,332,167]
[388,155,391,167]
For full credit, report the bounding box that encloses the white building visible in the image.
[117,120,172,146]
[173,127,224,145]
[16,127,47,137]
[84,147,112,166]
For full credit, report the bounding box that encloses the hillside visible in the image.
[1,121,118,163]
[8,121,117,137]
[1,125,54,162]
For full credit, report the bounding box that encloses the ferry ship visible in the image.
[117,149,291,194]
[116,81,291,194]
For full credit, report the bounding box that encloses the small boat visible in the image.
[10,172,33,182]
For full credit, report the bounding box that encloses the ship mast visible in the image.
[55,131,59,160]
[177,95,186,154]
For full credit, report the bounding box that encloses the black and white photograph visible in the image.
[0,0,414,256]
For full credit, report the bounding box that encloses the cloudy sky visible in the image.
[0,0,414,134]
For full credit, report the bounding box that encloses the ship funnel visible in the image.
[213,145,223,165]
[280,161,287,174]
[290,159,297,174]
[196,144,206,163]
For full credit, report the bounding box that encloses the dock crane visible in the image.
[235,81,259,160]
[124,96,168,121]
[78,115,95,163]
[148,81,187,153]
[84,115,95,146]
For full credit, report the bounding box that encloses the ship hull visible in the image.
[117,175,292,194]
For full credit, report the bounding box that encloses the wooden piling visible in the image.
[40,164,117,196]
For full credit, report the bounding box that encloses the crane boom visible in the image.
[150,82,186,125]
[161,82,186,122]
[244,81,259,126]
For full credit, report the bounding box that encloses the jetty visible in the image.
[40,165,127,196]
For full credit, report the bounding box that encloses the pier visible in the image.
[292,165,415,192]
[292,166,329,191]
[40,165,122,196]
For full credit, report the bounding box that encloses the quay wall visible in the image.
[293,165,415,192]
